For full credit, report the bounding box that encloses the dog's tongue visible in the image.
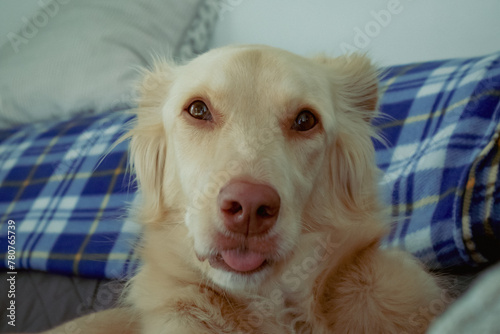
[221,250,266,272]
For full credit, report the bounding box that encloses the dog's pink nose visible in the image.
[218,181,280,236]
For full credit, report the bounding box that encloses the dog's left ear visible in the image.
[315,54,380,218]
[314,54,379,121]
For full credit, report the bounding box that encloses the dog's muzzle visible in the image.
[212,180,281,273]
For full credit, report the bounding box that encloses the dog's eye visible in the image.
[187,100,212,121]
[291,110,317,131]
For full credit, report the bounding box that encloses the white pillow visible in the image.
[0,0,219,128]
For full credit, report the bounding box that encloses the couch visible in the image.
[0,0,499,332]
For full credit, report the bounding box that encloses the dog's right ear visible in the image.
[128,61,173,223]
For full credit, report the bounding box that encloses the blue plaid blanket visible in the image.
[376,52,500,267]
[1,52,499,279]
[0,112,140,278]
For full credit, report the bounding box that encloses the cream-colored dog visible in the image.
[43,45,442,334]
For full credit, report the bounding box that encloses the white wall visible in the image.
[1,0,499,66]
[210,0,500,65]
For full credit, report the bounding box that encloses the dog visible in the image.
[42,45,442,333]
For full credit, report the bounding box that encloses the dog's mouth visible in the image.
[197,231,281,278]
[209,249,269,274]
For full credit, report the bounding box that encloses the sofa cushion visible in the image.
[0,0,219,129]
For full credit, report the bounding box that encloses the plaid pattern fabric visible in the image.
[461,122,500,264]
[376,51,500,268]
[0,52,499,279]
[0,111,139,279]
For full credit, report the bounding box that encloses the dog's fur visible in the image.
[43,45,442,333]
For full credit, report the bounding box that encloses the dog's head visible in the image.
[129,45,383,292]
